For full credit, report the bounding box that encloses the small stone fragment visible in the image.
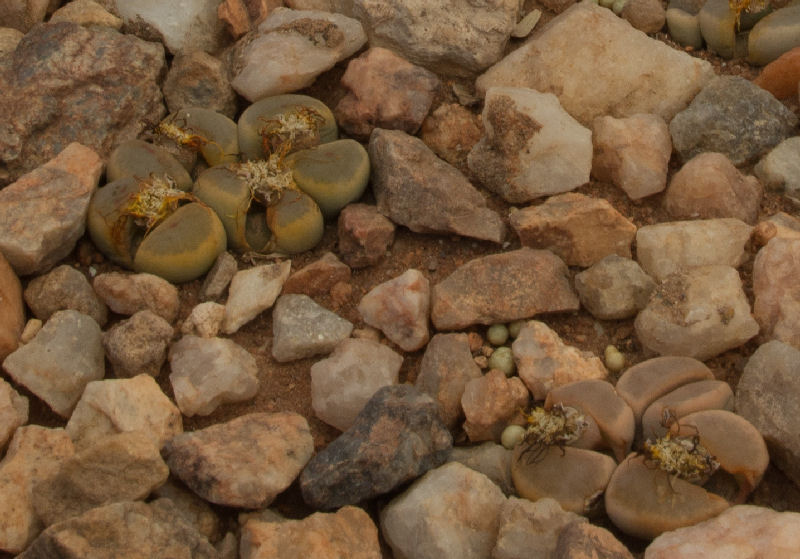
[103,310,173,378]
[0,251,24,361]
[272,294,353,362]
[181,301,226,338]
[168,335,259,417]
[575,255,655,320]
[300,385,452,510]
[554,521,634,559]
[310,337,402,431]
[49,0,123,29]
[493,497,587,559]
[419,103,483,166]
[163,50,237,118]
[151,480,222,543]
[93,272,180,323]
[283,252,351,295]
[621,0,666,33]
[753,238,800,347]
[163,412,314,508]
[510,192,636,266]
[223,260,291,334]
[0,27,23,57]
[201,250,238,300]
[24,264,108,327]
[0,378,27,452]
[218,0,277,39]
[337,203,396,268]
[462,369,529,443]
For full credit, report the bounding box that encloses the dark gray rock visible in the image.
[24,265,108,327]
[669,76,798,165]
[0,22,165,186]
[299,384,453,510]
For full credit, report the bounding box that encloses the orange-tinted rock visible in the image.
[218,0,279,38]
[0,252,24,361]
[419,103,483,167]
[283,252,351,296]
[753,47,800,99]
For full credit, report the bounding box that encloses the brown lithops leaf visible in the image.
[641,380,734,439]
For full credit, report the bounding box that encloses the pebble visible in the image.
[163,412,314,508]
[103,310,174,378]
[468,87,592,203]
[754,136,800,203]
[369,128,506,244]
[0,426,75,554]
[23,265,107,327]
[162,50,237,118]
[591,113,672,200]
[476,1,714,125]
[381,462,507,559]
[339,0,518,76]
[462,369,529,442]
[300,384,452,509]
[151,480,222,544]
[49,0,123,29]
[200,251,238,301]
[447,442,515,496]
[0,143,103,275]
[0,27,23,57]
[0,377,27,451]
[337,203,396,268]
[357,269,430,352]
[168,334,259,417]
[748,4,800,66]
[283,252,351,295]
[241,506,380,559]
[0,23,164,184]
[310,337,402,431]
[93,272,180,323]
[634,265,759,360]
[18,500,218,559]
[32,431,169,527]
[2,310,104,418]
[0,251,24,361]
[510,192,637,266]
[575,255,656,320]
[753,46,800,99]
[645,505,800,558]
[513,320,608,401]
[335,47,440,139]
[431,248,579,330]
[555,521,634,559]
[217,0,275,38]
[65,374,182,450]
[419,103,483,166]
[664,152,762,223]
[493,497,587,559]
[223,260,291,334]
[621,0,666,33]
[753,238,800,347]
[180,301,226,338]
[229,8,366,101]
[736,341,800,487]
[669,76,798,165]
[636,218,753,280]
[272,294,353,362]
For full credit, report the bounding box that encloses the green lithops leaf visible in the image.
[266,189,324,254]
[157,107,239,166]
[87,176,142,267]
[106,139,193,191]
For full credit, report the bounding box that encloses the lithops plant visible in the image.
[106,139,193,190]
[154,107,239,167]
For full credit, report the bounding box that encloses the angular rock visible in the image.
[431,248,579,330]
[241,506,381,559]
[419,103,483,167]
[152,480,222,544]
[554,520,633,559]
[0,0,48,32]
[310,337,402,431]
[0,27,23,57]
[18,500,219,559]
[447,442,514,496]
[0,251,24,361]
[335,0,518,76]
[646,505,800,558]
[591,113,671,200]
[65,375,182,450]
[0,426,74,554]
[272,294,353,362]
[493,497,586,559]
[748,4,800,66]
[381,462,507,559]
[669,76,798,165]
[223,260,291,334]
[476,1,714,125]
[335,47,440,139]
[369,128,506,243]
[755,136,800,203]
[2,310,104,417]
[163,50,237,118]
[32,431,169,527]
[575,255,656,320]
[181,301,226,338]
[103,310,174,378]
[510,192,636,266]
[337,203,395,268]
[114,0,226,54]
[664,152,763,224]
[0,23,165,185]
[218,0,277,39]
[635,265,759,360]
[753,46,800,99]
[621,0,666,33]
[737,341,800,486]
[0,143,103,274]
[415,332,482,430]
[636,218,753,280]
[168,335,259,417]
[283,252,351,295]
[462,369,529,442]
[24,264,107,327]
[357,269,430,352]
[201,250,237,301]
[50,0,123,29]
[753,237,800,348]
[0,377,27,451]
[468,87,592,203]
[93,272,180,323]
[512,320,608,401]
[163,412,314,508]
[300,385,452,509]
[230,8,366,101]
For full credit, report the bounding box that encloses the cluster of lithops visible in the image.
[505,355,769,540]
[87,95,370,282]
